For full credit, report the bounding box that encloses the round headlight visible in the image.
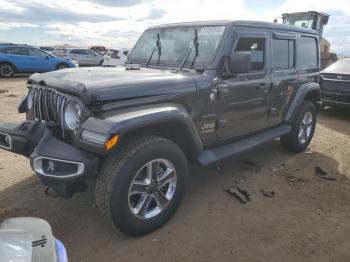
[64,101,83,130]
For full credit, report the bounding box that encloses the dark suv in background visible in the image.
[0,20,321,236]
[320,58,350,108]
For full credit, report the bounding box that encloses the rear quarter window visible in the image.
[273,39,295,70]
[299,36,318,68]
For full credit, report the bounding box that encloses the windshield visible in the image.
[284,14,314,29]
[128,25,226,67]
[325,59,350,72]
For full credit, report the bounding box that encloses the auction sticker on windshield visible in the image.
[199,26,225,36]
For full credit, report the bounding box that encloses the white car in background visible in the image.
[0,217,68,262]
[102,49,128,67]
[54,48,104,66]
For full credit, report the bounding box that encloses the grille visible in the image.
[322,80,350,93]
[322,73,350,81]
[30,85,71,127]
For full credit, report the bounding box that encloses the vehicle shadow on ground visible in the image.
[319,107,350,136]
[7,74,30,79]
[0,140,349,261]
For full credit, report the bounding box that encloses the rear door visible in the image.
[216,30,271,139]
[3,47,31,72]
[86,50,100,65]
[69,49,86,65]
[268,32,298,125]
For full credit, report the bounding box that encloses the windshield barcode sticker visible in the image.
[199,26,225,36]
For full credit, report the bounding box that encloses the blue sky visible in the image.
[0,0,350,55]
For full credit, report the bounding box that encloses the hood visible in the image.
[28,66,198,104]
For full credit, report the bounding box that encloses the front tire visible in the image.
[56,63,68,70]
[281,101,317,153]
[0,63,15,78]
[95,135,188,236]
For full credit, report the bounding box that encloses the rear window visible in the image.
[324,59,350,72]
[4,47,29,56]
[299,37,318,68]
[273,39,295,70]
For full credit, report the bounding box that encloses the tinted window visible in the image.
[70,49,88,55]
[300,37,318,67]
[234,37,265,71]
[5,47,29,56]
[40,47,54,52]
[28,48,48,58]
[0,48,5,54]
[88,50,97,56]
[273,39,295,70]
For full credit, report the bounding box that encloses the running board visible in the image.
[197,124,292,166]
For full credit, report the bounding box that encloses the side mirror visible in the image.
[123,50,128,56]
[229,51,251,74]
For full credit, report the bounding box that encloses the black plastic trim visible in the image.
[197,124,291,165]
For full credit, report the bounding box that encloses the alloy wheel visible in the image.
[298,111,313,144]
[0,64,14,77]
[128,159,177,219]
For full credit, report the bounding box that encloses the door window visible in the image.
[5,47,29,56]
[234,37,265,71]
[273,39,295,70]
[88,50,97,56]
[70,49,88,55]
[28,48,48,58]
[299,37,318,67]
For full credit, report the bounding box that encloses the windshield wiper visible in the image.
[179,29,199,71]
[146,33,161,66]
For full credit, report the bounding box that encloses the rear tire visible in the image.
[281,101,317,153]
[95,135,188,236]
[0,63,15,78]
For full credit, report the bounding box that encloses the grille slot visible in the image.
[30,86,70,128]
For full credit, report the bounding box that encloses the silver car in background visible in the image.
[53,48,104,66]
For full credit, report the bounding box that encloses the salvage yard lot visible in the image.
[0,77,350,262]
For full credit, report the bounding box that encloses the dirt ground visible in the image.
[0,77,350,262]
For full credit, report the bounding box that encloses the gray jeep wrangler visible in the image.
[0,20,320,236]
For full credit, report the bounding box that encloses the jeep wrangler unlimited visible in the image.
[0,21,320,236]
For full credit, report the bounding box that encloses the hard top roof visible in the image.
[0,43,34,47]
[147,20,318,35]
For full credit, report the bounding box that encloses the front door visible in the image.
[216,31,271,139]
[27,48,54,72]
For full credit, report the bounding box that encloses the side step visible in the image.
[197,124,292,166]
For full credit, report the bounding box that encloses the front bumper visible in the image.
[0,121,99,183]
[321,90,350,107]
